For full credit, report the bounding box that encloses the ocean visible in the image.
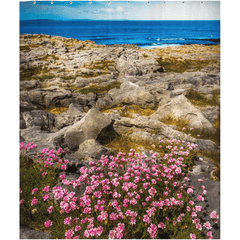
[20,20,220,48]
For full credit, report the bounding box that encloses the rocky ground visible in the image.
[19,34,220,239]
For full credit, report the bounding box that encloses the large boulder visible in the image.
[108,82,156,109]
[150,95,215,132]
[58,107,112,151]
[55,103,86,129]
[20,226,52,239]
[22,110,55,131]
[70,139,115,160]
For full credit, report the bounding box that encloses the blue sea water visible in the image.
[20,20,220,48]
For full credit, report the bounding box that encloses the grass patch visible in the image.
[156,57,220,73]
[160,114,220,146]
[87,60,114,71]
[43,107,68,115]
[79,82,121,95]
[142,53,149,58]
[20,44,40,52]
[20,154,61,231]
[118,104,158,117]
[186,90,220,107]
[20,66,50,81]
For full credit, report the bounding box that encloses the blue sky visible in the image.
[20,1,220,21]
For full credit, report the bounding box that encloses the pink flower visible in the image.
[198,179,203,183]
[64,217,72,225]
[65,229,74,239]
[204,222,212,230]
[44,220,52,228]
[42,172,47,177]
[187,188,193,194]
[47,206,53,213]
[31,198,38,206]
[61,164,67,170]
[158,222,165,229]
[143,215,151,224]
[190,233,196,239]
[210,210,219,219]
[43,185,50,192]
[189,200,194,205]
[43,194,49,201]
[20,199,25,205]
[197,195,204,201]
[207,231,213,237]
[32,188,38,194]
[75,225,81,231]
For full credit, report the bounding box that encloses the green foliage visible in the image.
[20,66,50,81]
[186,90,220,107]
[156,57,220,73]
[79,82,121,95]
[20,155,60,231]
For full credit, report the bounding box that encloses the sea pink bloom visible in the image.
[20,199,25,205]
[65,229,74,239]
[42,172,47,176]
[143,215,151,224]
[190,233,196,239]
[31,198,38,206]
[43,185,50,192]
[43,194,49,201]
[187,188,193,194]
[189,200,194,205]
[47,206,53,213]
[210,210,219,219]
[75,225,81,231]
[198,179,203,183]
[44,220,52,228]
[207,231,213,237]
[204,222,212,230]
[64,217,72,225]
[158,222,165,229]
[59,174,66,180]
[32,188,38,194]
[197,195,204,201]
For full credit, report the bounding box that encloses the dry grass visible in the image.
[43,107,68,115]
[102,104,159,116]
[186,90,220,107]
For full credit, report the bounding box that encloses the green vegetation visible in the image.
[20,66,51,81]
[42,107,69,115]
[20,44,40,52]
[156,57,220,73]
[78,82,121,95]
[87,60,115,71]
[20,155,61,232]
[186,90,220,107]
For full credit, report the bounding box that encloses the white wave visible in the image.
[140,44,182,49]
[161,38,185,41]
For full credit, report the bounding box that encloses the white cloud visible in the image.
[116,6,123,12]
[102,8,115,13]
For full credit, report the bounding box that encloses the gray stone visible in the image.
[70,139,115,160]
[22,110,56,131]
[63,107,112,151]
[20,226,52,239]
[150,95,215,132]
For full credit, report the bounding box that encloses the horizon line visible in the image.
[20,19,220,21]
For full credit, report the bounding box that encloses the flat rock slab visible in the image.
[20,226,52,239]
[188,158,220,239]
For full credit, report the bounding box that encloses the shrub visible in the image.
[20,137,218,239]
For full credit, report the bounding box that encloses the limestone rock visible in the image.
[63,107,112,151]
[150,95,215,131]
[70,139,115,160]
[22,110,55,131]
